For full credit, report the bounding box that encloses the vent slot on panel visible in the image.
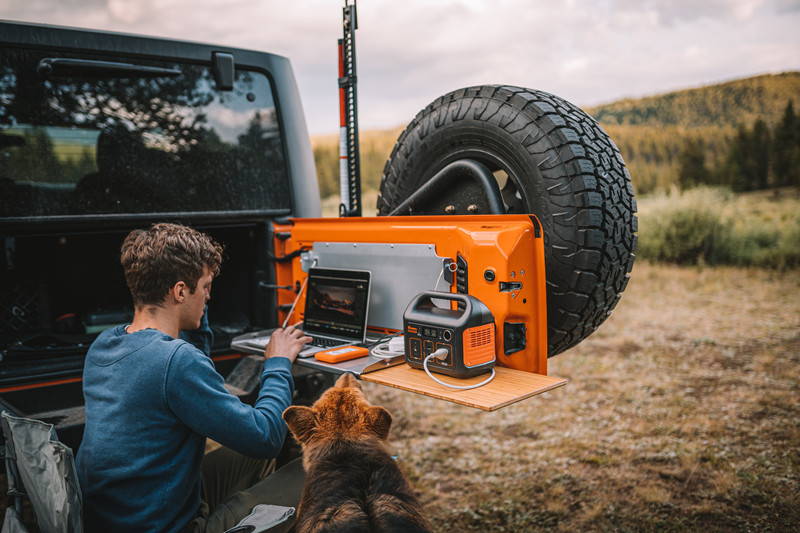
[469,324,494,347]
[456,254,468,310]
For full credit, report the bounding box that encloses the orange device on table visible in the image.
[314,345,370,363]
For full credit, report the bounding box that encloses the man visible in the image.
[76,223,311,532]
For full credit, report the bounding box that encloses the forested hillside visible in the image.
[313,72,800,199]
[593,72,800,193]
[587,72,800,128]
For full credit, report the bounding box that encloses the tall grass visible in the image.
[312,127,402,201]
[637,187,800,268]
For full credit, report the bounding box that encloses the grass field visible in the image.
[363,261,800,532]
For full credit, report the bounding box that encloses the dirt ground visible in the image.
[2,262,797,531]
[364,261,800,532]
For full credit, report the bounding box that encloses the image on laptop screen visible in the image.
[304,268,371,340]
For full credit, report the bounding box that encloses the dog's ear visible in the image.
[282,406,317,444]
[364,405,392,440]
[335,372,361,390]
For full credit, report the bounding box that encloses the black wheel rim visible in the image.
[433,148,530,215]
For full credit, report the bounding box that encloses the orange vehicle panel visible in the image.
[273,215,548,375]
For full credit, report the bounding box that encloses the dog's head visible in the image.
[282,373,392,456]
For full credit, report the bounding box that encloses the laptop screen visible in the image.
[303,268,371,341]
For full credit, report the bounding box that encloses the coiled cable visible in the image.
[423,348,496,390]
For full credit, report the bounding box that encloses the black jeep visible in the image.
[0,21,326,451]
[0,12,637,467]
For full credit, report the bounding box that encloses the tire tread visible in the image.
[377,85,637,355]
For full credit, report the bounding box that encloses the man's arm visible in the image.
[165,345,293,458]
[166,324,311,458]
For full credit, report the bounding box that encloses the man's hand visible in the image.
[264,322,312,364]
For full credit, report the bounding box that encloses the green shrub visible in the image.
[768,217,800,268]
[638,188,732,264]
[637,187,800,268]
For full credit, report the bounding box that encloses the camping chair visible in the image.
[1,411,83,533]
[1,404,296,533]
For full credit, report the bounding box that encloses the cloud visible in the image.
[1,0,798,134]
[611,0,774,25]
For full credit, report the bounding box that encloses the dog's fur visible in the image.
[282,373,431,533]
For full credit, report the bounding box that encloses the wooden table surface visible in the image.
[361,363,567,411]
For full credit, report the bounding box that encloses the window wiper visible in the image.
[37,58,181,79]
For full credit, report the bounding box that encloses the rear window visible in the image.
[0,48,290,218]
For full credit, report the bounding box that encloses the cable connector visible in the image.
[429,348,449,361]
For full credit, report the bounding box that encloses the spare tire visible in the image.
[377,85,637,356]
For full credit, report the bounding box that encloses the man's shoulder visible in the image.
[86,327,187,367]
[166,337,215,373]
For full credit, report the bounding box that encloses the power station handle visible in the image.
[407,291,472,316]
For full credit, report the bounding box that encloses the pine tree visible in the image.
[724,125,751,192]
[772,100,799,187]
[797,105,800,187]
[677,138,710,189]
[723,119,772,191]
[751,118,771,189]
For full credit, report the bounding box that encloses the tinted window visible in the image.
[0,48,290,218]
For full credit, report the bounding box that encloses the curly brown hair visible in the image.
[120,223,224,307]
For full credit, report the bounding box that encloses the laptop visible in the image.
[232,267,372,358]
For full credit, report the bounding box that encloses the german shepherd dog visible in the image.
[282,373,431,533]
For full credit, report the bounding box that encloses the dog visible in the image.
[282,373,431,533]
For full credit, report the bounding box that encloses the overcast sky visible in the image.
[2,0,799,134]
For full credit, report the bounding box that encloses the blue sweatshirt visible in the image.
[76,318,293,533]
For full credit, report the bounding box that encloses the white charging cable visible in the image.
[373,336,496,389]
[281,259,318,328]
[423,348,496,390]
[369,335,406,360]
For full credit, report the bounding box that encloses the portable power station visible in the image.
[403,292,496,379]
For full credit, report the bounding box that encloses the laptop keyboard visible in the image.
[309,336,343,348]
